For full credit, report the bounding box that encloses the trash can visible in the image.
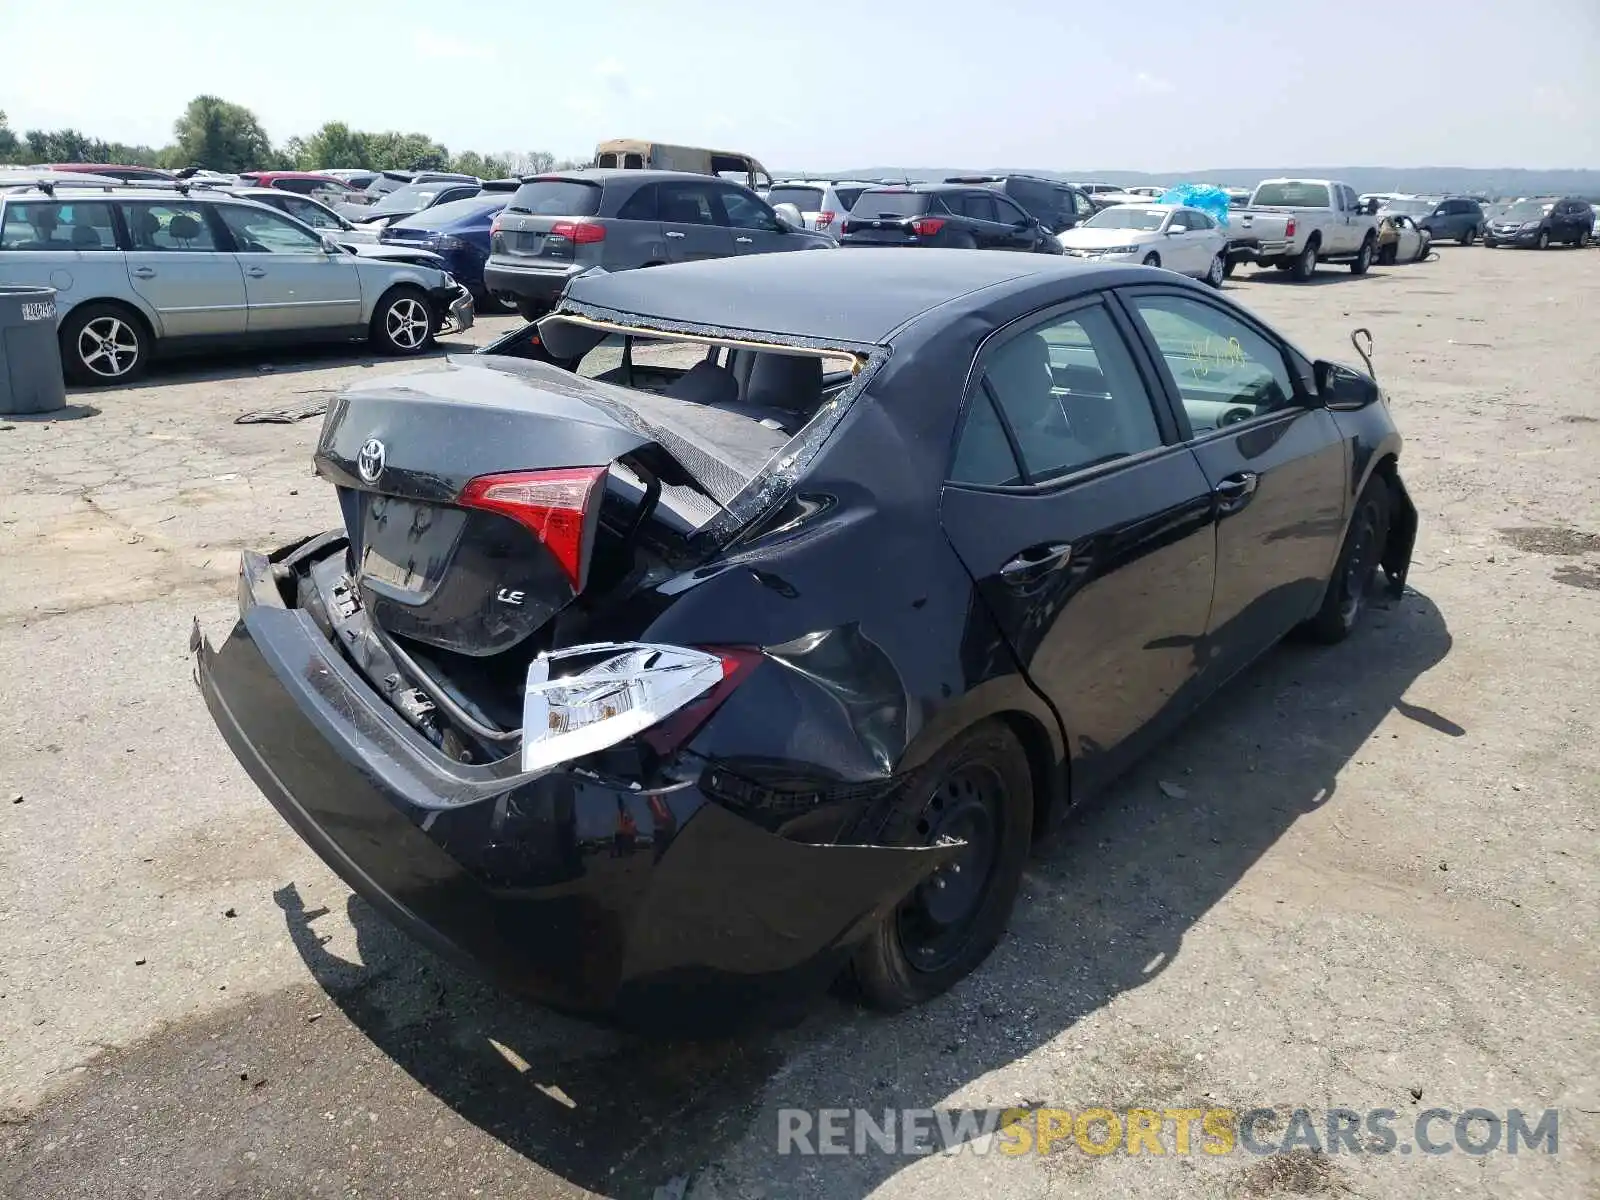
[0,285,67,415]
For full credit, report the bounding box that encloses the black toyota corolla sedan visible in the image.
[195,249,1416,1033]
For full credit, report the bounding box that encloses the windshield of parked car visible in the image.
[850,190,930,217]
[1380,199,1432,216]
[367,184,459,215]
[1082,206,1168,231]
[1251,181,1331,207]
[507,179,604,216]
[393,195,507,230]
[1504,201,1554,220]
[766,186,824,212]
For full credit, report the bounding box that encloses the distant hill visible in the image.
[783,166,1600,200]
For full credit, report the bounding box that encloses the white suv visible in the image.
[764,180,880,237]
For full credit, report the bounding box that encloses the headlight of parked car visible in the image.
[1097,245,1143,256]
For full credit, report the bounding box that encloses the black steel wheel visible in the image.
[849,720,1033,1010]
[1307,477,1392,643]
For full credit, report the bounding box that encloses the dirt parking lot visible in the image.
[2,245,1597,1200]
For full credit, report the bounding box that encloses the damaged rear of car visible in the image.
[194,261,1043,1031]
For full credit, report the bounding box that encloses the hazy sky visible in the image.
[2,0,1596,170]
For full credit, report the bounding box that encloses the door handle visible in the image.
[735,236,753,244]
[1213,471,1259,512]
[1000,542,1073,581]
[245,267,268,278]
[131,267,155,279]
[665,231,685,239]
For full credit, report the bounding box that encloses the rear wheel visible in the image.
[1536,229,1551,250]
[1459,227,1476,246]
[476,289,518,315]
[370,286,436,355]
[60,302,150,385]
[1291,240,1318,281]
[1307,477,1392,643]
[1579,228,1592,248]
[1205,252,1226,287]
[1141,252,1160,267]
[849,720,1033,1011]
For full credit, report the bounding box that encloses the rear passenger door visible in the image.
[939,298,1218,794]
[1117,287,1347,683]
[655,180,735,263]
[114,200,248,337]
[991,193,1041,250]
[712,186,792,255]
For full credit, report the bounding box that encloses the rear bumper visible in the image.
[193,544,952,1032]
[1225,238,1291,265]
[482,259,586,304]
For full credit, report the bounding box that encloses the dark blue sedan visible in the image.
[380,194,514,312]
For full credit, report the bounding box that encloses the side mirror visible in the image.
[772,202,803,230]
[1314,360,1381,410]
[320,234,344,254]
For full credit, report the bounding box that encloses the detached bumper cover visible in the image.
[194,549,953,1030]
[436,284,474,334]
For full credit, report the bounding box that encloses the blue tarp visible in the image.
[1158,183,1232,228]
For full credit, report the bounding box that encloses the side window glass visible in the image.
[961,193,998,222]
[968,303,1164,485]
[283,197,339,230]
[949,388,1023,486]
[0,201,118,250]
[1073,191,1096,217]
[717,188,781,231]
[993,195,1029,224]
[657,183,717,226]
[1168,210,1192,231]
[118,202,220,252]
[616,184,658,221]
[1128,293,1298,429]
[217,205,323,254]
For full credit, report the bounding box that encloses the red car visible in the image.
[237,171,359,199]
[42,163,173,182]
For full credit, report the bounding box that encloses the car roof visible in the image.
[562,249,1128,344]
[525,169,748,186]
[856,183,982,194]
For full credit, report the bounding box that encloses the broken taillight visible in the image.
[550,220,606,243]
[520,643,762,772]
[457,467,606,591]
[910,217,946,237]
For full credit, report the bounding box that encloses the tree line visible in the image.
[0,96,582,179]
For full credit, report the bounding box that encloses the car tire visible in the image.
[1459,227,1475,246]
[476,289,519,315]
[1350,236,1374,275]
[848,719,1034,1011]
[59,301,150,386]
[1222,258,1237,279]
[1536,230,1551,250]
[1579,228,1592,248]
[369,286,436,355]
[1205,252,1226,288]
[1141,252,1160,268]
[1291,240,1318,281]
[1307,476,1392,644]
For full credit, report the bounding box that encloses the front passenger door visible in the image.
[215,204,362,332]
[939,299,1217,794]
[1119,288,1347,683]
[991,194,1040,250]
[713,187,791,255]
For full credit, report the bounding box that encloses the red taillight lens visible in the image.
[490,214,504,235]
[815,210,836,230]
[910,217,946,237]
[457,467,606,590]
[639,647,763,754]
[1285,218,1297,238]
[550,220,606,243]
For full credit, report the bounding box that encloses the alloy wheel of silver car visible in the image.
[384,297,431,350]
[76,316,141,379]
[1206,253,1226,287]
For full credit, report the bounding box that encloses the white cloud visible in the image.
[1133,71,1175,94]
[410,31,496,61]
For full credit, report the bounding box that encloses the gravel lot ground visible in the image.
[1,245,1597,1200]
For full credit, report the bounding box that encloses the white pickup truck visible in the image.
[1232,179,1381,281]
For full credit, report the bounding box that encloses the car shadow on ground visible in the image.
[65,334,483,394]
[1235,268,1392,287]
[277,588,1456,1199]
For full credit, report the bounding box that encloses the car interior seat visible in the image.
[70,224,102,249]
[167,213,203,248]
[127,208,161,249]
[985,332,1091,475]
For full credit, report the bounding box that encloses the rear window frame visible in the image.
[766,186,826,212]
[507,177,604,218]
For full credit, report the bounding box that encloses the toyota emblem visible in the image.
[356,438,386,484]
